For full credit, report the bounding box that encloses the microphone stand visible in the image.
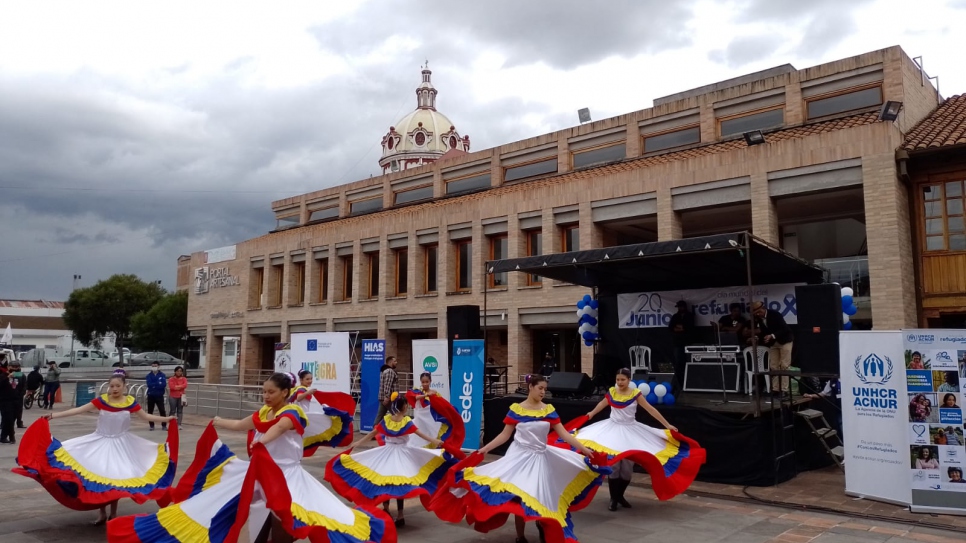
[710,323,747,405]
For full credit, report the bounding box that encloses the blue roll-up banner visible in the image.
[451,339,485,450]
[360,339,386,432]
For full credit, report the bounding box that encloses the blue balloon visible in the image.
[581,331,593,340]
[843,320,853,330]
[586,316,597,326]
[662,381,672,393]
[646,392,659,405]
[584,340,595,347]
[577,300,586,309]
[841,295,854,307]
[844,304,858,316]
[663,393,676,406]
[589,300,599,310]
[583,294,592,302]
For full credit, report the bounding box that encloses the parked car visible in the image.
[47,348,112,368]
[128,351,183,367]
[108,348,133,363]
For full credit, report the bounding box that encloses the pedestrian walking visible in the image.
[9,361,26,428]
[145,361,167,431]
[0,366,17,444]
[166,366,187,429]
[42,360,60,410]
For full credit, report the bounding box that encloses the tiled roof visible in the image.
[0,300,65,309]
[902,94,966,152]
[0,316,68,330]
[252,111,881,243]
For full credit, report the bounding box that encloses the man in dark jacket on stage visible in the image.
[751,301,794,397]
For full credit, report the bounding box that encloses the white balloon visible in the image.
[654,384,667,398]
[638,382,651,396]
[576,309,583,318]
[627,381,638,389]
[579,323,591,334]
[586,308,598,318]
[841,287,854,297]
[842,313,850,323]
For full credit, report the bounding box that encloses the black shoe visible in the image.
[619,498,632,508]
[394,518,405,528]
[17,423,25,429]
[0,439,9,444]
[608,499,618,511]
[161,425,167,431]
[515,538,529,543]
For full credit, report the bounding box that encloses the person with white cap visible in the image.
[750,301,794,398]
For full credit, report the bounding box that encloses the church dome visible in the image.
[379,65,470,174]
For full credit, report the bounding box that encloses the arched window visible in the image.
[387,138,394,150]
[449,135,458,149]
[414,132,426,146]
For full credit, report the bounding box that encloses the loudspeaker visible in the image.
[547,371,594,398]
[447,305,482,341]
[795,284,842,374]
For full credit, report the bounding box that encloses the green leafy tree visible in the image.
[63,274,165,364]
[132,291,189,355]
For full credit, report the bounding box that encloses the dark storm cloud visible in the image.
[311,0,698,70]
[50,228,120,245]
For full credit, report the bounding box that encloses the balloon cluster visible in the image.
[629,380,676,406]
[576,294,599,347]
[841,286,857,330]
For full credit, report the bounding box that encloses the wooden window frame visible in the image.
[394,248,408,296]
[641,123,701,155]
[341,255,353,301]
[526,229,543,286]
[919,177,966,254]
[317,258,328,303]
[271,265,284,306]
[293,262,305,305]
[570,141,625,170]
[716,105,784,138]
[455,240,472,292]
[804,83,883,121]
[251,267,265,308]
[503,157,557,183]
[488,235,509,289]
[424,244,438,294]
[366,251,379,299]
[561,224,580,252]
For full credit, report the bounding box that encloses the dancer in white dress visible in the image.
[13,375,177,525]
[290,370,355,455]
[326,392,462,528]
[430,374,610,543]
[107,373,393,543]
[405,372,464,449]
[553,368,705,510]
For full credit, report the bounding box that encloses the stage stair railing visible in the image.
[795,409,844,470]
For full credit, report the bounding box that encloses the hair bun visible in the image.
[390,391,399,401]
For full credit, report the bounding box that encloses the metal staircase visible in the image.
[795,408,844,469]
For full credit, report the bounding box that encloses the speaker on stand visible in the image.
[794,284,842,374]
[547,371,594,399]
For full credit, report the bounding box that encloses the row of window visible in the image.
[248,225,581,308]
[923,180,966,252]
[278,85,884,230]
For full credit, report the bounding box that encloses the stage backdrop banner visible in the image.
[451,339,484,450]
[902,329,966,514]
[273,342,292,374]
[412,339,451,401]
[617,283,801,329]
[290,332,351,393]
[360,339,385,432]
[841,331,910,506]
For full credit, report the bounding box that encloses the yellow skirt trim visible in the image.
[339,451,446,486]
[578,429,681,465]
[52,443,170,489]
[201,456,236,493]
[291,501,372,541]
[304,416,343,448]
[156,504,210,542]
[463,463,601,526]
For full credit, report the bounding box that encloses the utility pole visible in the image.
[70,275,81,359]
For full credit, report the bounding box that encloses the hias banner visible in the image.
[289,332,351,393]
[360,339,385,432]
[617,283,801,328]
[902,329,966,514]
[412,339,451,401]
[451,339,484,450]
[840,331,910,505]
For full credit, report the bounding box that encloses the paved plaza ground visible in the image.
[1,408,964,543]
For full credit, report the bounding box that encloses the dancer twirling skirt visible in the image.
[107,373,394,543]
[13,374,178,525]
[430,374,610,543]
[552,368,706,509]
[326,392,464,528]
[289,370,355,455]
[405,371,465,449]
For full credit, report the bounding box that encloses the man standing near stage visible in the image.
[668,300,694,391]
[751,301,794,398]
[375,355,399,425]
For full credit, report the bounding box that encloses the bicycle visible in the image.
[23,388,46,410]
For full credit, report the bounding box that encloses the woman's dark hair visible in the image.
[298,369,312,380]
[920,447,932,458]
[109,374,126,384]
[267,372,294,393]
[174,366,184,375]
[388,394,408,415]
[419,372,432,381]
[944,393,958,405]
[912,351,922,358]
[527,374,548,387]
[617,367,632,378]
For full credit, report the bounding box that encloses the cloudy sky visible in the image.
[2,0,965,301]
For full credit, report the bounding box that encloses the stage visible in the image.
[483,391,836,487]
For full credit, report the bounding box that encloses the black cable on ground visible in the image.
[675,486,966,534]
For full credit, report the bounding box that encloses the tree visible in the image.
[132,291,188,355]
[63,274,165,364]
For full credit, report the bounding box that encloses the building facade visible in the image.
[0,299,70,357]
[181,46,942,385]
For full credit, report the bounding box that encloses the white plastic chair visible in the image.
[628,346,651,374]
[743,347,770,395]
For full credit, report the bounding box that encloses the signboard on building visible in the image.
[412,339,451,401]
[290,332,351,393]
[617,283,802,328]
[273,342,292,374]
[841,331,910,505]
[204,245,237,264]
[194,266,241,295]
[360,339,386,432]
[451,339,484,450]
[902,329,966,514]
